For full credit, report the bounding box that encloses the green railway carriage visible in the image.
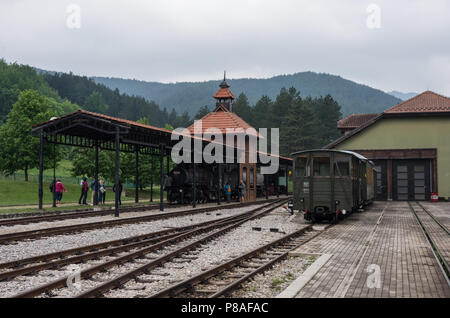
[291,149,378,223]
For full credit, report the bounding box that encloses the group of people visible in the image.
[49,177,111,206]
[51,176,246,206]
[224,179,246,203]
[78,177,108,205]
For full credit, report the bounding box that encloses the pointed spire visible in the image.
[219,70,230,88]
[213,71,235,112]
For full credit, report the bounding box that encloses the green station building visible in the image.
[325,91,450,201]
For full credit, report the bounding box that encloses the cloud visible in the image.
[0,0,449,95]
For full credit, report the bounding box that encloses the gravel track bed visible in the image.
[44,232,213,298]
[101,208,305,298]
[0,205,263,264]
[0,229,214,298]
[0,204,231,235]
[229,254,316,298]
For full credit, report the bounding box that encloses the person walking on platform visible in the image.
[79,177,88,205]
[113,181,123,205]
[55,179,66,205]
[224,181,232,203]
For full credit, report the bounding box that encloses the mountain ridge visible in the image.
[387,90,418,101]
[92,71,402,116]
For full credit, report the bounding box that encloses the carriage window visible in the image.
[295,157,310,177]
[313,157,330,176]
[250,167,254,188]
[334,156,350,176]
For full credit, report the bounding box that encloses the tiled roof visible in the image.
[384,91,450,114]
[325,90,450,149]
[33,109,172,134]
[337,113,379,129]
[213,87,235,99]
[187,105,259,137]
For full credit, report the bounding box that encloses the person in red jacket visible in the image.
[79,177,88,205]
[55,179,67,205]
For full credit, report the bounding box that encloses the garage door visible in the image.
[392,160,431,201]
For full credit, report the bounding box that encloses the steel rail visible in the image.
[408,201,450,285]
[0,204,163,226]
[0,198,281,244]
[0,213,253,281]
[150,224,325,298]
[75,200,287,298]
[12,200,286,298]
[416,202,450,235]
[0,205,260,271]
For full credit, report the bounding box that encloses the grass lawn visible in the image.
[13,160,75,179]
[0,179,164,206]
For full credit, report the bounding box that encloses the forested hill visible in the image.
[93,72,401,116]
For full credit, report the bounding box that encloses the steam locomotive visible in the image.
[166,163,287,204]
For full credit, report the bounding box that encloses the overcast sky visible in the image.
[0,0,449,95]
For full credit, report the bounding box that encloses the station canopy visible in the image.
[31,109,292,164]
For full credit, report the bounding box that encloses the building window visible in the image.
[295,157,310,177]
[334,156,350,176]
[313,157,330,176]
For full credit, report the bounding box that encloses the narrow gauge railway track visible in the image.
[0,204,268,281]
[0,199,281,244]
[0,204,166,226]
[11,200,287,298]
[0,199,281,227]
[416,202,450,234]
[150,225,325,298]
[0,203,167,222]
[408,201,450,282]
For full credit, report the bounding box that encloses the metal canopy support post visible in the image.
[192,161,196,208]
[265,173,269,200]
[150,157,153,203]
[166,152,170,175]
[135,146,139,204]
[285,165,289,195]
[94,141,99,205]
[159,144,164,211]
[52,141,56,208]
[38,130,43,210]
[114,127,120,217]
[217,163,221,205]
[276,170,279,198]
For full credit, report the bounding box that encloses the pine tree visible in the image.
[280,98,322,155]
[251,95,273,129]
[312,94,342,146]
[194,105,211,120]
[84,91,108,113]
[232,93,252,123]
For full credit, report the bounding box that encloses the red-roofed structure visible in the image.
[188,104,258,137]
[325,90,450,201]
[384,90,450,114]
[337,113,379,134]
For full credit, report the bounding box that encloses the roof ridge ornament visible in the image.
[219,70,230,88]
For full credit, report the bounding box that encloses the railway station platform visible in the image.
[291,201,450,298]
